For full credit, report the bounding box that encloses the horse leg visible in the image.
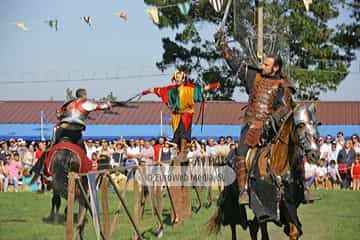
[260,222,270,240]
[77,204,87,240]
[230,224,237,240]
[249,217,259,240]
[51,192,61,224]
[288,223,300,240]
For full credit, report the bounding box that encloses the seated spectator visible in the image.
[4,152,22,192]
[215,136,230,158]
[126,139,140,178]
[139,140,154,166]
[327,160,342,190]
[351,134,360,154]
[0,159,7,191]
[226,136,233,146]
[304,158,317,188]
[112,143,127,167]
[351,154,360,191]
[328,141,340,166]
[0,140,7,164]
[8,138,17,152]
[336,131,345,148]
[315,158,328,189]
[85,139,97,159]
[22,144,39,192]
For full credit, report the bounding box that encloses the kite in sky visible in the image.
[113,12,128,21]
[15,21,28,31]
[82,16,92,28]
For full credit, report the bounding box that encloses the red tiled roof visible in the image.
[0,101,359,125]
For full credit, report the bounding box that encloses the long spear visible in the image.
[215,0,233,46]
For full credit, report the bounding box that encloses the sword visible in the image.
[109,93,143,109]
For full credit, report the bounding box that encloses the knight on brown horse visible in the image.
[215,30,296,204]
[208,103,321,240]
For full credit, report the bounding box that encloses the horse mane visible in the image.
[253,109,301,178]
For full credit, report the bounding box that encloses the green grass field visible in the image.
[0,189,359,240]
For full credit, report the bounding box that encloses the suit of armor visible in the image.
[53,99,111,145]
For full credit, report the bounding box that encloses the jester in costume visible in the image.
[142,70,220,147]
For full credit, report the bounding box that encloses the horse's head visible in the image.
[293,103,321,163]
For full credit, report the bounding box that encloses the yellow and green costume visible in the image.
[152,82,204,143]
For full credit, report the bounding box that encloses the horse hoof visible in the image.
[194,206,201,214]
[156,228,163,238]
[53,215,59,224]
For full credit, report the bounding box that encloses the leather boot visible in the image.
[235,156,249,205]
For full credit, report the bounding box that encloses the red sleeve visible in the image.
[153,85,176,105]
[208,82,220,90]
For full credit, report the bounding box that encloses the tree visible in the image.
[144,0,360,100]
[65,88,74,101]
[99,92,117,102]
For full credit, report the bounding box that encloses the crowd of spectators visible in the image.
[1,132,360,192]
[304,132,360,190]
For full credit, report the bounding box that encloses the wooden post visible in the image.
[133,178,140,240]
[66,172,76,240]
[101,175,110,239]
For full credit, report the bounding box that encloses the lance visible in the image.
[215,0,233,47]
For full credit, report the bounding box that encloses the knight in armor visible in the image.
[215,31,296,204]
[53,88,112,148]
[142,70,220,148]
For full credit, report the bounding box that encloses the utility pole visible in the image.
[255,0,264,62]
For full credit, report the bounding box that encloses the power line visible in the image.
[0,73,170,85]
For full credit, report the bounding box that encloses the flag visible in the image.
[177,1,191,16]
[113,12,128,20]
[87,173,101,240]
[303,0,312,12]
[45,19,58,31]
[15,21,28,31]
[82,16,92,27]
[209,0,224,13]
[146,8,160,25]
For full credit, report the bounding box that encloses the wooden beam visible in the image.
[66,172,76,240]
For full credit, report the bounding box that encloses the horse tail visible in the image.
[51,149,81,199]
[206,207,222,236]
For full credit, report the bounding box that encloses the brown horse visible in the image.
[208,103,321,240]
[31,141,90,239]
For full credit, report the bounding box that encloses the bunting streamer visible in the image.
[146,8,160,25]
[15,21,28,31]
[45,19,58,31]
[82,16,92,27]
[177,1,191,16]
[209,0,224,12]
[113,12,128,20]
[303,0,312,11]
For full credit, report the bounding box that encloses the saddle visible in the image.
[44,141,94,176]
[246,114,294,224]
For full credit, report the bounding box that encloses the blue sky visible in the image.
[0,0,359,102]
